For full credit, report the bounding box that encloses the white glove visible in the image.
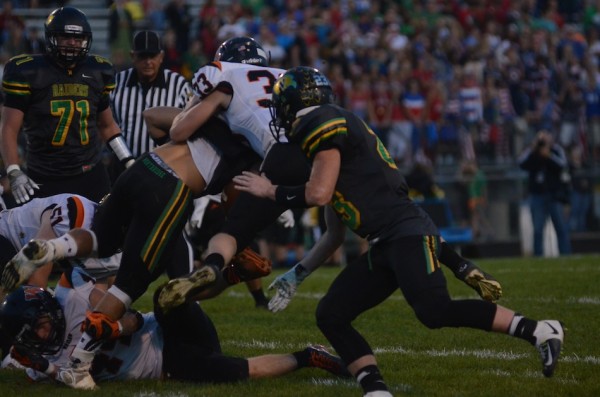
[277,209,295,228]
[268,263,310,313]
[7,165,39,204]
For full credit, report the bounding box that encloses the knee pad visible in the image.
[82,311,122,341]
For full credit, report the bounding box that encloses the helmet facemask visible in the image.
[46,32,91,65]
[0,287,66,356]
[44,7,92,66]
[269,67,335,142]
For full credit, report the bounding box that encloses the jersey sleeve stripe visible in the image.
[72,196,86,228]
[301,118,347,156]
[103,83,116,95]
[3,81,31,95]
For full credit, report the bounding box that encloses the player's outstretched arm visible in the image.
[269,206,345,312]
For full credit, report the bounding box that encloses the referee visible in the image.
[108,30,192,180]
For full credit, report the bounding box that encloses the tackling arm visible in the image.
[170,91,230,142]
[143,106,182,145]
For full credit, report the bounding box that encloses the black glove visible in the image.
[11,343,50,373]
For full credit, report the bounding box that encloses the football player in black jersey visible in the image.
[232,67,565,396]
[0,7,134,205]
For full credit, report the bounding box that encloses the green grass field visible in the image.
[1,254,599,397]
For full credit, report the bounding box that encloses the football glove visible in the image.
[7,166,39,204]
[277,209,295,228]
[81,311,122,344]
[11,343,54,374]
[268,263,310,313]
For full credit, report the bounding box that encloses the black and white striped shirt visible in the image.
[110,67,192,157]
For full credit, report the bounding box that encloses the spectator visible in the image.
[460,160,493,240]
[24,26,45,55]
[567,145,594,232]
[108,0,135,71]
[164,0,192,54]
[556,77,585,149]
[0,0,24,50]
[160,28,183,74]
[518,130,572,256]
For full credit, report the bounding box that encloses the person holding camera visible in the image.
[518,130,572,256]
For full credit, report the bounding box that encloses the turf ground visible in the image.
[0,254,599,396]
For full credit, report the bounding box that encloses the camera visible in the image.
[535,136,549,150]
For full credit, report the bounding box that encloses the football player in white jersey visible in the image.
[160,37,312,308]
[0,193,118,289]
[0,281,350,386]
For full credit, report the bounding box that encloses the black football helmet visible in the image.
[269,66,334,142]
[44,6,92,66]
[0,286,65,355]
[214,36,269,66]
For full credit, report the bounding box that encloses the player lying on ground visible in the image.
[0,277,350,388]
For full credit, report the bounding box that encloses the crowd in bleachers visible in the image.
[117,0,599,170]
[1,0,598,241]
[2,0,599,168]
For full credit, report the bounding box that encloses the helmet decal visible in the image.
[269,66,334,142]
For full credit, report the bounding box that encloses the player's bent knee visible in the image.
[315,299,346,334]
[411,292,452,329]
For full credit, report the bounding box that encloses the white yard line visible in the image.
[225,340,599,366]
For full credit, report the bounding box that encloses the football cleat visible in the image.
[454,261,502,302]
[158,265,217,312]
[55,358,98,390]
[306,345,351,378]
[1,240,56,293]
[533,320,564,377]
[223,247,272,285]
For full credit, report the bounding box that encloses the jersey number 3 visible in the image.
[193,70,276,108]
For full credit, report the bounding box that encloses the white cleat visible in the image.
[1,240,55,293]
[533,320,565,377]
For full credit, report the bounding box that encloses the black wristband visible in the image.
[275,185,308,208]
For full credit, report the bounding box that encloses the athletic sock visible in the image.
[203,253,225,269]
[51,233,79,259]
[250,288,268,306]
[356,365,389,393]
[292,348,310,368]
[508,314,537,345]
